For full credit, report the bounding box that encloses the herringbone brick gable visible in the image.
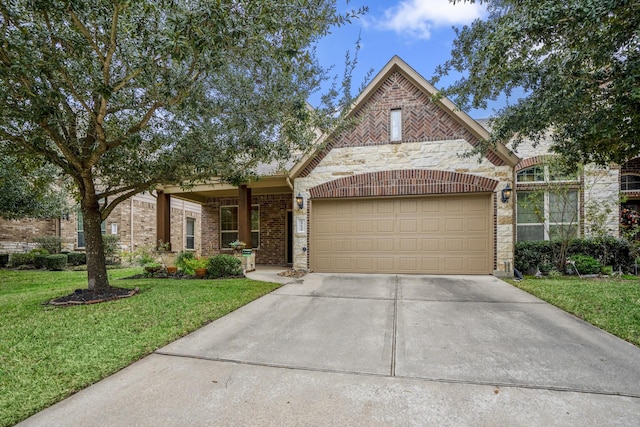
[299,70,505,177]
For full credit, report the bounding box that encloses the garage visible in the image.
[310,194,493,274]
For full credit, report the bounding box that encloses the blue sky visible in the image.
[312,0,508,119]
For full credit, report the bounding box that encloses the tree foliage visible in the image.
[0,155,68,220]
[437,0,640,166]
[0,0,364,291]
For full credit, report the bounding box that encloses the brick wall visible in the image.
[201,193,290,265]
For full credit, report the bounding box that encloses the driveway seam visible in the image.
[391,274,399,377]
[152,351,640,400]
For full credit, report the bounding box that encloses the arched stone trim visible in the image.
[309,169,499,199]
[515,155,554,172]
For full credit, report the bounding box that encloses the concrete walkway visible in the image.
[18,270,640,426]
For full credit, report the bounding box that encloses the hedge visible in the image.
[45,254,68,271]
[67,252,87,266]
[207,254,243,278]
[9,253,33,267]
[515,237,635,274]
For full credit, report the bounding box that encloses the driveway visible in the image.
[19,273,640,426]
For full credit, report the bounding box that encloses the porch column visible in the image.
[238,185,252,246]
[156,190,171,250]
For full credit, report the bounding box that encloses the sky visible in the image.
[312,0,509,119]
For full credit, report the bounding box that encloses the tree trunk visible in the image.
[81,197,110,292]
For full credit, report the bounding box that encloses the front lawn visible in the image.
[508,276,640,347]
[0,268,281,427]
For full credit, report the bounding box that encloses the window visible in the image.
[516,190,578,241]
[390,109,402,141]
[186,218,195,250]
[516,165,579,242]
[77,211,106,248]
[220,205,259,248]
[621,174,640,191]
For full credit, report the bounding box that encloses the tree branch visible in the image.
[68,9,104,61]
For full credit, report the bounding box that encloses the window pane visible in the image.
[251,206,259,231]
[517,225,545,241]
[221,232,238,247]
[549,224,577,240]
[549,191,578,224]
[517,192,544,224]
[186,218,195,250]
[516,166,544,182]
[621,175,640,191]
[390,109,401,141]
[221,206,238,231]
[251,231,259,249]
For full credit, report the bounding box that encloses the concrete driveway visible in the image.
[19,273,640,426]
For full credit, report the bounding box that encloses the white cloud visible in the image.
[378,0,485,40]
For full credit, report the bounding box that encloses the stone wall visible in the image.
[201,193,290,265]
[0,218,57,253]
[293,140,514,274]
[0,193,202,256]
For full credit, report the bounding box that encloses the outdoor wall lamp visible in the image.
[501,183,513,203]
[295,193,304,209]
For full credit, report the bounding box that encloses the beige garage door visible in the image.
[310,195,493,274]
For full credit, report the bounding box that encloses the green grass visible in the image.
[0,268,281,427]
[508,276,640,347]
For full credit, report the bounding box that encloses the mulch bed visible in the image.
[277,269,307,278]
[48,287,139,306]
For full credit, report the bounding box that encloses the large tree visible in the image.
[0,1,363,293]
[436,0,639,165]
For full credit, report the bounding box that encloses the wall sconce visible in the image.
[295,193,304,209]
[501,184,512,203]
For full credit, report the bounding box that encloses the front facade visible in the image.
[160,56,623,276]
[4,57,629,274]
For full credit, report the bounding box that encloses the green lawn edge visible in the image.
[507,276,640,348]
[0,268,281,427]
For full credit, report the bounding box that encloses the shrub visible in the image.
[9,253,34,267]
[103,234,121,264]
[45,254,68,271]
[176,251,196,273]
[515,237,636,275]
[207,254,242,278]
[567,254,601,275]
[33,253,49,269]
[33,236,62,254]
[0,253,8,268]
[67,252,86,266]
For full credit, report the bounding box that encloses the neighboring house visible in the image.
[0,192,202,255]
[4,56,634,274]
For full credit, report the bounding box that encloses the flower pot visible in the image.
[195,268,207,278]
[166,266,177,274]
[145,265,161,273]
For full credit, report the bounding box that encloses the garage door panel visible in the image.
[311,195,492,274]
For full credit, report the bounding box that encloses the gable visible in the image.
[296,59,513,178]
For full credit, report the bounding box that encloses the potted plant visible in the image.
[183,257,209,277]
[229,240,247,254]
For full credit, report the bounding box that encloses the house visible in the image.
[0,192,202,256]
[159,56,627,276]
[4,56,633,273]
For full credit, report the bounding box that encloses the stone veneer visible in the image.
[293,139,514,275]
[201,193,291,265]
[0,193,202,255]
